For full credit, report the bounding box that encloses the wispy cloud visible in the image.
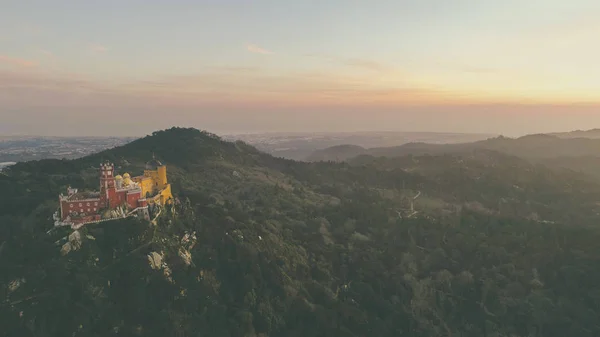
[89,44,109,54]
[0,55,39,68]
[122,66,456,107]
[246,43,273,55]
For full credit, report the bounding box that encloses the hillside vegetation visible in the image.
[3,127,600,337]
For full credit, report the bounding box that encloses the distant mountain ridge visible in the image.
[226,131,495,160]
[307,130,600,162]
[549,128,600,139]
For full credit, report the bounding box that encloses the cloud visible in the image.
[0,70,111,96]
[0,55,39,68]
[89,44,109,53]
[246,43,273,55]
[122,66,457,107]
[4,65,600,138]
[3,60,598,123]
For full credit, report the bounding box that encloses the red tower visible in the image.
[99,162,117,208]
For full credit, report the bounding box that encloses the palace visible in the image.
[56,157,173,227]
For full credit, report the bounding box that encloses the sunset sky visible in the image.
[2,0,600,136]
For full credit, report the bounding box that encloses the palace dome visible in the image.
[115,175,123,180]
[123,173,132,187]
[145,158,163,170]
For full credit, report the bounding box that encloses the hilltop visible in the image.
[304,144,366,162]
[3,127,600,336]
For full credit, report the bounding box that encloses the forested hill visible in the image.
[3,127,600,337]
[306,133,600,162]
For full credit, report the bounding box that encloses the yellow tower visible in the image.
[157,165,167,188]
[139,155,173,205]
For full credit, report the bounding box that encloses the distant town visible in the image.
[0,136,137,164]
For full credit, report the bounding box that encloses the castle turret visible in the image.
[67,186,78,196]
[114,175,123,189]
[145,153,162,171]
[99,162,116,208]
[144,155,167,189]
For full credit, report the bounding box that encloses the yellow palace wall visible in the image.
[133,176,155,198]
[146,185,172,205]
[132,166,172,203]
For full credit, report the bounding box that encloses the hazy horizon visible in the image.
[1,123,596,139]
[3,105,600,138]
[3,1,600,136]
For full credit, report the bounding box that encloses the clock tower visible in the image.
[99,162,117,208]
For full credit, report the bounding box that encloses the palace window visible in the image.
[93,208,97,211]
[80,209,84,213]
[70,204,73,208]
[94,202,98,206]
[79,203,82,207]
[87,202,90,206]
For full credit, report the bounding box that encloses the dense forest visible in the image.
[3,127,600,336]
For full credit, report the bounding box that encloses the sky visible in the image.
[2,0,600,137]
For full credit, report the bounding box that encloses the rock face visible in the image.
[178,248,192,266]
[60,230,82,256]
[178,231,197,266]
[147,252,163,270]
[147,251,173,283]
